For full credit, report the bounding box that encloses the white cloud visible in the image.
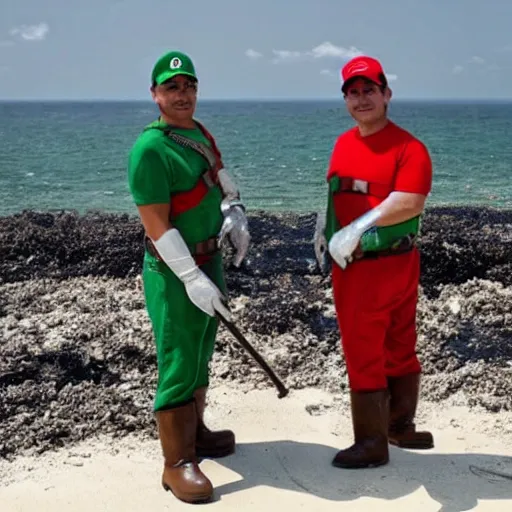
[271,49,302,63]
[386,73,398,82]
[453,56,488,74]
[245,49,263,59]
[453,56,486,74]
[10,23,49,42]
[309,42,363,59]
[470,56,485,64]
[320,69,335,76]
[271,42,363,64]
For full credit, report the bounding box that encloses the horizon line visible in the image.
[1,97,512,103]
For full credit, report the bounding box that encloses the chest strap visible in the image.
[169,169,217,217]
[163,121,223,218]
[332,176,393,199]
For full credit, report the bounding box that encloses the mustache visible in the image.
[172,101,192,108]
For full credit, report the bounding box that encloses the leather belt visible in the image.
[353,235,416,261]
[144,236,219,260]
[193,237,219,255]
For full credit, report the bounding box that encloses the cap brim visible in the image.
[155,70,198,85]
[341,75,380,93]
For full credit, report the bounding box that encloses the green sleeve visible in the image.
[324,188,340,243]
[127,144,172,206]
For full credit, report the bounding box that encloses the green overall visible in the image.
[128,118,225,411]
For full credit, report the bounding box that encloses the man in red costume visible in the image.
[314,55,434,469]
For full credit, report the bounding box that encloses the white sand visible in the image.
[1,386,512,512]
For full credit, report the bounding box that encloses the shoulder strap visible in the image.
[162,120,223,172]
[194,120,224,169]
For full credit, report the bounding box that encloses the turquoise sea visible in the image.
[0,99,511,217]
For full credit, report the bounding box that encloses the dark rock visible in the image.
[0,206,511,460]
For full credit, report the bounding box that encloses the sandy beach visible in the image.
[1,207,511,511]
[1,386,512,511]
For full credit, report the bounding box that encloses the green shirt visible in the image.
[128,118,213,204]
[127,118,224,247]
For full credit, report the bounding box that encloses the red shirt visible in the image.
[327,121,433,227]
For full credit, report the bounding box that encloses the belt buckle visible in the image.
[352,179,368,194]
[194,237,218,256]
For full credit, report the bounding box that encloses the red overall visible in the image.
[327,122,433,392]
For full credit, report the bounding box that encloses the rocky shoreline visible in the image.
[0,206,511,460]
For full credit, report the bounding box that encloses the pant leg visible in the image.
[194,252,227,390]
[332,259,391,392]
[384,248,422,378]
[332,249,422,391]
[143,253,222,411]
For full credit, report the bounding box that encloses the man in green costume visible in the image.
[127,50,250,504]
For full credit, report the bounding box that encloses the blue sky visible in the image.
[1,0,512,100]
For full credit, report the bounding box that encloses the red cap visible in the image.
[341,56,386,92]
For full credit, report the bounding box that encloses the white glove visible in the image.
[328,224,362,269]
[217,169,251,267]
[328,208,382,269]
[219,203,250,267]
[313,213,328,273]
[153,229,232,320]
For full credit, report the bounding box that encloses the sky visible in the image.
[1,0,512,101]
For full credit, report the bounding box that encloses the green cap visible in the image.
[151,51,197,86]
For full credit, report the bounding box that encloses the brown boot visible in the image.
[156,400,214,503]
[194,387,235,458]
[332,390,390,469]
[388,373,434,449]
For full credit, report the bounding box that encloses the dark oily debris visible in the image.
[1,206,511,295]
[0,207,511,460]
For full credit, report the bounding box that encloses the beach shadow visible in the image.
[210,440,512,512]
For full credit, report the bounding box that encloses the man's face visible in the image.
[343,78,391,125]
[151,74,198,121]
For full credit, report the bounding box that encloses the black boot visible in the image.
[388,373,434,449]
[332,390,390,469]
[156,400,214,503]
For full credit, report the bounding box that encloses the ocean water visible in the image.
[0,99,511,217]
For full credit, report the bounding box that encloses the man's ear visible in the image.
[384,87,392,104]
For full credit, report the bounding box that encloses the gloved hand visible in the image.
[153,228,232,320]
[328,223,363,269]
[219,202,251,267]
[217,168,251,267]
[180,266,232,319]
[328,207,383,269]
[313,212,328,274]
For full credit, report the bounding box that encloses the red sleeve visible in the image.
[393,139,433,196]
[326,136,343,181]
[195,120,224,169]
